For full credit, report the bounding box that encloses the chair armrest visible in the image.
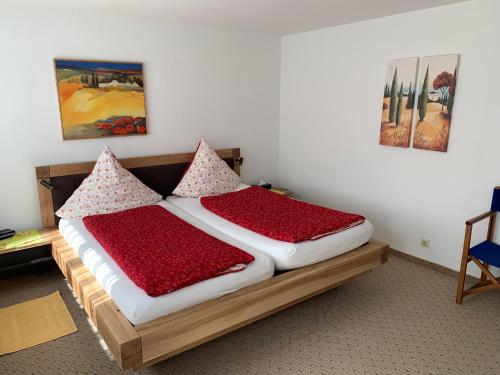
[466,211,494,225]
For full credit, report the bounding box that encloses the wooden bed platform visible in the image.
[36,148,389,370]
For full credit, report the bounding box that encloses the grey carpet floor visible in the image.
[0,254,499,375]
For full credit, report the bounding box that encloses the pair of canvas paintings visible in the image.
[379,54,459,152]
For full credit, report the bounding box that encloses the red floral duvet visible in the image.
[83,205,254,297]
[201,186,365,243]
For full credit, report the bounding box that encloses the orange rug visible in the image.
[0,291,77,355]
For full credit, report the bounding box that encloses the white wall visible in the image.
[2,0,497,277]
[0,4,281,229]
[279,0,500,276]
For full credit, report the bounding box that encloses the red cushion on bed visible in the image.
[201,186,365,243]
[83,205,254,297]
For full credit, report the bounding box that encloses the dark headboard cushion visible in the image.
[49,158,234,225]
[36,148,240,228]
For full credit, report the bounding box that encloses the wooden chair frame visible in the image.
[456,210,500,303]
[36,148,389,370]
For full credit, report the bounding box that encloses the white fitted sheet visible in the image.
[58,201,274,325]
[166,185,374,270]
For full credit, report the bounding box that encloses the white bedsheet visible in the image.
[166,185,374,270]
[58,201,274,325]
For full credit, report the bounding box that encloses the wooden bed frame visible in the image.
[35,148,389,370]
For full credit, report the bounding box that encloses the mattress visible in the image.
[58,201,274,325]
[166,185,374,270]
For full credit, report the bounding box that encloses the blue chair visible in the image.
[456,187,500,303]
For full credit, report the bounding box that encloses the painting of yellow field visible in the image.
[379,57,419,148]
[413,54,459,152]
[54,59,147,140]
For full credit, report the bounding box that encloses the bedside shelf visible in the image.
[269,188,293,197]
[0,228,59,255]
[0,228,59,275]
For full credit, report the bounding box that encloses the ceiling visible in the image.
[2,0,468,35]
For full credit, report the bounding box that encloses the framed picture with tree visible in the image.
[379,57,419,148]
[412,54,459,152]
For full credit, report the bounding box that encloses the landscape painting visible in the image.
[54,59,147,140]
[412,54,459,152]
[379,57,419,148]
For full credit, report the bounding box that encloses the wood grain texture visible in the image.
[50,231,142,369]
[36,179,56,228]
[35,148,240,228]
[95,301,142,370]
[0,227,59,255]
[136,241,389,367]
[270,187,293,197]
[466,210,494,225]
[40,149,239,178]
[35,166,50,179]
[48,230,387,370]
[233,148,241,176]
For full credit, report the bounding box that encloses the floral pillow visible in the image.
[56,146,162,219]
[173,137,241,198]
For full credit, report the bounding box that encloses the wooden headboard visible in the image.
[35,148,241,228]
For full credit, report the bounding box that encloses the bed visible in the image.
[58,201,274,325]
[166,184,374,270]
[35,148,388,370]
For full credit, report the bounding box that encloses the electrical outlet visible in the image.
[420,238,430,248]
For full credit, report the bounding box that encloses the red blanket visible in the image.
[83,205,254,297]
[201,186,365,243]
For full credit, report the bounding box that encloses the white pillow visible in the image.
[172,137,241,198]
[56,146,162,219]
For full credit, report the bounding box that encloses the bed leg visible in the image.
[95,300,143,370]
